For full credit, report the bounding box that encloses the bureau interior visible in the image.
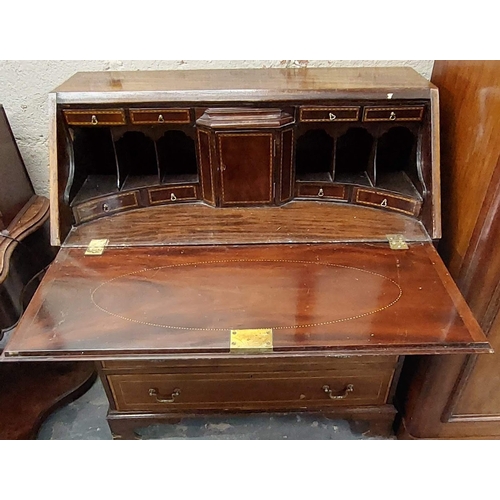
[59,100,432,227]
[68,124,198,205]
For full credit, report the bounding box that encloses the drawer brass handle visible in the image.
[102,203,110,212]
[158,114,165,123]
[91,115,98,125]
[381,198,388,207]
[329,112,337,121]
[149,387,181,403]
[318,188,324,197]
[322,384,354,400]
[170,193,177,201]
[389,111,396,121]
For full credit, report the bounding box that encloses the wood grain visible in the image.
[53,68,435,103]
[398,61,500,439]
[4,242,489,360]
[435,61,500,275]
[63,201,429,247]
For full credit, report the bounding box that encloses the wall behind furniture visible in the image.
[0,60,433,196]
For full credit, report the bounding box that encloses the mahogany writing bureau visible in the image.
[3,68,491,439]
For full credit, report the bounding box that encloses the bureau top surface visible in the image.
[4,242,488,360]
[52,68,435,102]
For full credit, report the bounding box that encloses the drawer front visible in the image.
[353,188,421,216]
[147,185,198,205]
[130,108,192,125]
[63,109,126,126]
[101,355,399,372]
[362,106,424,122]
[300,106,360,122]
[108,369,394,412]
[296,183,348,201]
[74,191,140,223]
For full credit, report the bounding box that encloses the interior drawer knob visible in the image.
[389,111,396,121]
[318,188,324,197]
[329,112,337,121]
[102,203,110,212]
[91,114,98,125]
[158,114,165,123]
[322,384,354,400]
[170,193,177,201]
[148,387,181,403]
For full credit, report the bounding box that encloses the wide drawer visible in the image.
[73,191,140,224]
[147,185,198,205]
[353,188,421,216]
[296,183,348,201]
[63,109,126,126]
[108,368,395,411]
[101,355,399,372]
[299,106,360,122]
[130,108,191,125]
[362,106,424,122]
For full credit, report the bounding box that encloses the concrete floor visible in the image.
[37,378,389,440]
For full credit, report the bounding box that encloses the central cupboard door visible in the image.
[217,132,274,206]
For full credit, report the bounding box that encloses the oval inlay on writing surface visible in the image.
[90,259,402,331]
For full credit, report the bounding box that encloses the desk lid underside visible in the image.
[4,242,489,360]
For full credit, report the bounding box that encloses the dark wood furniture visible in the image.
[397,61,500,439]
[2,68,491,439]
[0,105,95,440]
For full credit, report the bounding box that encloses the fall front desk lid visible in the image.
[4,243,490,360]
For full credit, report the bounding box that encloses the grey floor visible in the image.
[37,378,389,440]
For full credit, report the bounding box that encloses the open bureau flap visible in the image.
[3,241,490,360]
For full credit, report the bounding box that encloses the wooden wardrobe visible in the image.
[398,60,500,438]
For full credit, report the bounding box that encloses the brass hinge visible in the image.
[230,328,273,353]
[85,238,109,255]
[386,234,408,250]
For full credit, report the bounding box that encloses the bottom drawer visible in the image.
[108,369,394,412]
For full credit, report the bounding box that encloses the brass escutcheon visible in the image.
[158,114,165,123]
[91,115,98,125]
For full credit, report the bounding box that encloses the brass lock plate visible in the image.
[230,328,273,353]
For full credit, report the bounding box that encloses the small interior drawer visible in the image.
[108,368,394,412]
[63,109,126,126]
[130,108,192,125]
[147,185,198,205]
[299,106,360,122]
[353,188,421,216]
[362,106,424,122]
[296,183,348,201]
[73,191,140,224]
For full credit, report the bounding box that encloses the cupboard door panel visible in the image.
[218,133,274,206]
